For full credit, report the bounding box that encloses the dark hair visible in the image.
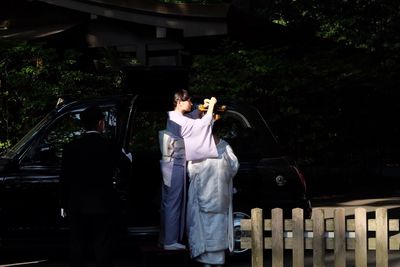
[80,105,104,130]
[172,89,190,108]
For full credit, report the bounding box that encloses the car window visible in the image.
[215,110,259,158]
[23,107,118,166]
[129,111,167,155]
[2,114,51,159]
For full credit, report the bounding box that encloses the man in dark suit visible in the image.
[60,105,119,267]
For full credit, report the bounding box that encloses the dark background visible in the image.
[1,0,400,198]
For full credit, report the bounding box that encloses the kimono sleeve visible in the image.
[183,113,218,161]
[224,143,239,177]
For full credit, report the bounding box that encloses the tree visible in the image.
[0,40,123,152]
[190,36,400,169]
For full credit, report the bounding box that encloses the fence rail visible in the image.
[240,207,400,267]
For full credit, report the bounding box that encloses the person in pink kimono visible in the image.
[159,89,218,250]
[186,118,239,267]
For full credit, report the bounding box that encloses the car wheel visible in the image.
[233,211,250,254]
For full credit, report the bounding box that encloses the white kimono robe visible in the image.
[186,139,239,264]
[159,109,218,245]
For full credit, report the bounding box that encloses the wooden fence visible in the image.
[240,207,400,267]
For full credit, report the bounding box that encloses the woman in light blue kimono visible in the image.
[186,118,239,266]
[159,89,218,250]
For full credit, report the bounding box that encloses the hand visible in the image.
[209,97,217,106]
[61,208,67,218]
[203,97,217,107]
[203,98,210,108]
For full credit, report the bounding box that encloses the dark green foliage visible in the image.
[242,0,400,53]
[0,40,122,151]
[190,38,400,170]
[2,0,400,188]
[188,0,400,180]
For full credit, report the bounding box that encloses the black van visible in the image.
[0,67,311,253]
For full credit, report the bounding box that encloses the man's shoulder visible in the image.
[65,133,117,149]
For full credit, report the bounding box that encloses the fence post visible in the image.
[376,208,388,267]
[313,208,325,267]
[293,208,304,267]
[272,208,284,267]
[251,208,263,267]
[355,208,367,267]
[334,208,346,267]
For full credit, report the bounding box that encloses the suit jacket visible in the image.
[60,132,119,214]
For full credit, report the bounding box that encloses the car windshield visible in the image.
[1,113,53,159]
